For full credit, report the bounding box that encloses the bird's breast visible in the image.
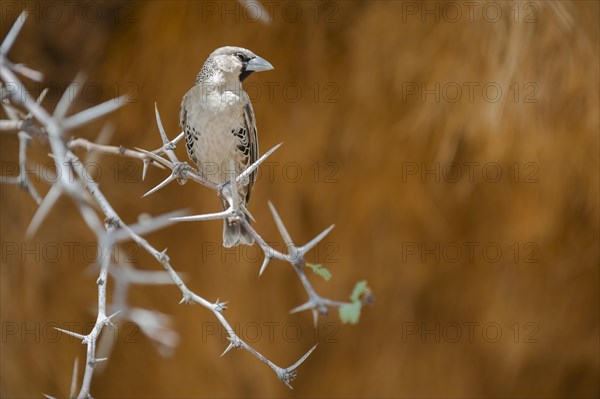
[184,87,250,184]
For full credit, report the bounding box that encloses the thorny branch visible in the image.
[1,11,370,398]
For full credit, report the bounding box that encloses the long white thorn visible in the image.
[10,62,43,82]
[289,301,314,314]
[142,159,150,181]
[220,342,236,357]
[55,328,86,341]
[154,103,170,145]
[110,210,188,242]
[287,344,318,372]
[171,131,185,145]
[0,11,28,55]
[268,201,295,251]
[62,96,128,131]
[259,255,271,277]
[170,208,234,222]
[236,143,282,185]
[69,357,79,399]
[300,225,335,256]
[54,72,86,120]
[228,160,239,211]
[142,173,177,197]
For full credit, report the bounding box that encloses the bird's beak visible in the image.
[245,55,274,72]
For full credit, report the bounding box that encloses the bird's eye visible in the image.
[236,53,246,62]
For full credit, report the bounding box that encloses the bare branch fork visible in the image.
[1,12,370,398]
[142,106,353,326]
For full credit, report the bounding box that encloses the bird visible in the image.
[179,46,274,247]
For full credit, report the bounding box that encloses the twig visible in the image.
[66,150,317,389]
[0,11,368,397]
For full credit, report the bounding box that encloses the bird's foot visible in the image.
[217,181,232,202]
[172,162,192,185]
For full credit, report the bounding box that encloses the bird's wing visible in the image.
[179,92,198,164]
[241,102,258,202]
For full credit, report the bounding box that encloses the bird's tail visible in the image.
[222,200,254,248]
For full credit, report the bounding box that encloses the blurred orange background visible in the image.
[1,1,598,398]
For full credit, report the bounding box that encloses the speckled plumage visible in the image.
[179,46,273,247]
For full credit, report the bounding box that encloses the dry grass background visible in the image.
[1,0,598,397]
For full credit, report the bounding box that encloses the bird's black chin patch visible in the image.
[239,69,254,82]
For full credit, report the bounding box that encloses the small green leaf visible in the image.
[339,302,362,324]
[350,280,368,302]
[305,263,332,281]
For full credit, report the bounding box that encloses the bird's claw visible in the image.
[172,162,192,184]
[217,181,231,201]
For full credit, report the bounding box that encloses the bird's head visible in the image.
[205,46,274,87]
